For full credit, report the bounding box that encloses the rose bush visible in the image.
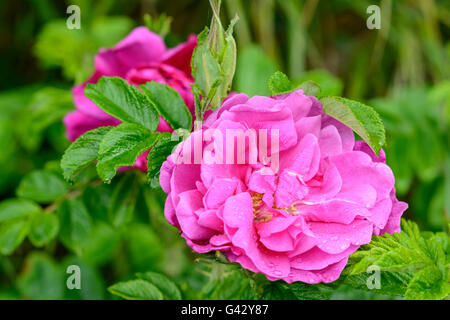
[64,26,197,170]
[160,90,408,284]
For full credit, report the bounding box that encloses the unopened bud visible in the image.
[191,0,238,120]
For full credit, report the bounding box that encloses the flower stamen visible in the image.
[251,192,272,223]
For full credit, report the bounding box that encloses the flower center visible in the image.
[251,192,298,223]
[251,192,272,223]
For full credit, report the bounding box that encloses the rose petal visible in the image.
[310,219,373,254]
[176,190,216,240]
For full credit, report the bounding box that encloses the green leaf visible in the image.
[97,123,160,182]
[293,69,343,98]
[262,282,297,300]
[28,212,59,247]
[147,132,180,188]
[191,28,222,97]
[0,199,41,223]
[0,289,21,300]
[262,281,331,300]
[200,263,256,300]
[17,253,64,300]
[82,184,112,223]
[215,17,238,107]
[61,126,112,181]
[297,80,321,97]
[268,73,321,97]
[108,174,139,227]
[268,71,294,95]
[0,218,29,255]
[16,170,69,203]
[78,222,120,267]
[347,220,426,275]
[320,96,386,155]
[108,279,164,300]
[343,219,450,299]
[143,13,172,39]
[62,256,106,300]
[404,265,450,300]
[17,87,74,151]
[370,87,444,186]
[34,20,95,81]
[125,223,164,271]
[330,284,400,300]
[58,198,92,252]
[84,76,159,131]
[0,117,15,165]
[340,271,411,297]
[200,9,238,110]
[140,81,192,130]
[288,283,333,300]
[137,271,182,300]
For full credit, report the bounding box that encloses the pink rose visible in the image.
[63,27,197,171]
[160,90,408,284]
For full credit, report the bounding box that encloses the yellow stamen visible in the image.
[251,192,298,222]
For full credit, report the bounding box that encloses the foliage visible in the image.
[190,1,238,120]
[103,219,450,301]
[0,0,448,300]
[321,96,386,155]
[342,220,450,300]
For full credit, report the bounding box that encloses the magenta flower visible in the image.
[160,90,408,284]
[63,27,197,171]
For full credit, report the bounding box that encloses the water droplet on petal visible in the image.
[273,270,282,276]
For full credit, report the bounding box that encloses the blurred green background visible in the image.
[0,0,448,299]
